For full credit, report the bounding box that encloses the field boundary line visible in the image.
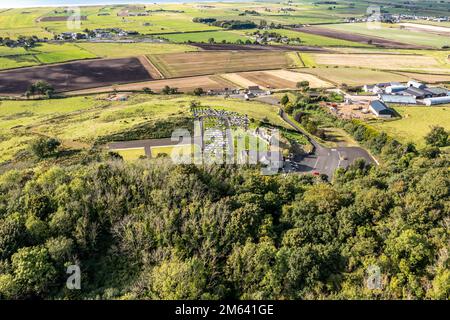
[138,55,164,79]
[146,54,172,78]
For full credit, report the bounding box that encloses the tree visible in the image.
[296,81,310,90]
[0,214,27,260]
[280,94,289,106]
[11,246,57,297]
[146,257,210,299]
[142,87,153,94]
[425,126,448,147]
[30,137,61,158]
[193,87,204,96]
[208,37,215,44]
[161,86,178,95]
[26,80,55,98]
[226,240,279,299]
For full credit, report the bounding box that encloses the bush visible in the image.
[425,126,448,147]
[30,137,61,159]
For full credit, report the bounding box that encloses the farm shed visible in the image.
[369,100,395,118]
[402,87,433,99]
[385,85,408,94]
[423,96,450,106]
[380,94,416,104]
[424,87,449,97]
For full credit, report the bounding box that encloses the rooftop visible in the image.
[380,94,416,104]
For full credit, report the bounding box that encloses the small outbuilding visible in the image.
[407,80,426,89]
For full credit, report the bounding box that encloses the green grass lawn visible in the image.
[321,23,450,48]
[370,106,450,147]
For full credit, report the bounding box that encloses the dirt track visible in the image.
[291,26,431,49]
[0,57,153,95]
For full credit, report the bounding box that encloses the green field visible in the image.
[114,147,146,161]
[0,43,97,69]
[321,23,450,48]
[150,144,193,158]
[370,106,450,147]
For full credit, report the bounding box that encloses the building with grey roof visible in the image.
[424,87,449,97]
[423,96,450,106]
[369,100,395,118]
[380,94,417,104]
[402,87,433,99]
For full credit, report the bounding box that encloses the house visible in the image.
[407,80,426,89]
[363,84,375,93]
[402,87,433,99]
[369,100,395,118]
[380,94,416,104]
[370,82,401,94]
[423,96,450,106]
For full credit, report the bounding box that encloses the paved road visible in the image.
[280,110,375,177]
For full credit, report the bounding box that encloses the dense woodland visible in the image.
[0,130,448,300]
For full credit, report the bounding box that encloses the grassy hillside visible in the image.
[0,94,286,162]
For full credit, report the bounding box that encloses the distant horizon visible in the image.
[0,0,230,9]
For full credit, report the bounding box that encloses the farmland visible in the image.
[320,23,450,49]
[370,106,450,147]
[301,67,411,86]
[66,75,234,95]
[264,29,373,48]
[222,69,332,89]
[0,57,152,94]
[310,53,442,71]
[291,26,426,49]
[0,43,96,70]
[75,42,199,58]
[147,50,299,78]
